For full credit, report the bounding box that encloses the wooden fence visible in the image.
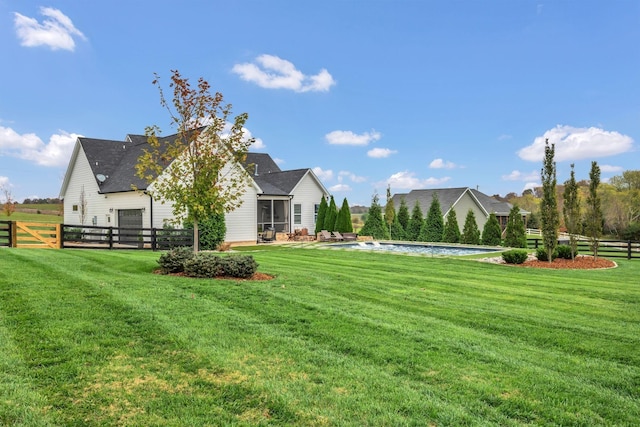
[61,224,193,250]
[0,221,61,248]
[0,220,12,247]
[527,238,640,260]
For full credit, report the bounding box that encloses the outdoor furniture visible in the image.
[342,232,357,241]
[259,228,276,243]
[331,231,345,241]
[319,230,333,241]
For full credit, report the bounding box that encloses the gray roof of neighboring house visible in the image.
[391,187,522,217]
[77,134,319,197]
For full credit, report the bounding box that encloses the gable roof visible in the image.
[61,131,327,198]
[391,187,522,217]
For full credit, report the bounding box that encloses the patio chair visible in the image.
[260,228,276,243]
[331,231,345,241]
[319,230,333,241]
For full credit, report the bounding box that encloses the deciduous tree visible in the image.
[136,70,253,252]
[562,164,581,260]
[1,185,15,217]
[540,139,559,263]
[384,185,395,229]
[585,161,603,259]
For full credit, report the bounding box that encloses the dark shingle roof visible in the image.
[79,135,312,197]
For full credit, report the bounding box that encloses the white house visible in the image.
[59,133,330,245]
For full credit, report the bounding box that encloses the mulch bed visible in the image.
[154,269,275,280]
[518,255,616,270]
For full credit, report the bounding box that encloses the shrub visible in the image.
[157,247,194,273]
[66,227,83,241]
[184,253,224,278]
[536,247,558,262]
[556,244,576,260]
[184,212,226,250]
[502,249,529,264]
[183,253,258,279]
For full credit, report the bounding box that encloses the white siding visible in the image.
[225,185,258,243]
[290,172,326,232]
[62,148,110,227]
[453,192,488,231]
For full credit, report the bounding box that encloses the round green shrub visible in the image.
[535,247,558,262]
[157,246,194,273]
[556,244,576,260]
[183,253,258,279]
[501,249,529,264]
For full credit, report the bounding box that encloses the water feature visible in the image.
[330,241,500,256]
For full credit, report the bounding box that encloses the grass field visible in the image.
[0,204,62,223]
[0,247,638,426]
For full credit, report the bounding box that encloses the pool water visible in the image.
[329,241,500,256]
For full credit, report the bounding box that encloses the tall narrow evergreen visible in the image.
[396,197,410,232]
[314,196,328,234]
[482,213,502,246]
[461,209,481,245]
[384,185,395,228]
[442,209,461,243]
[504,204,527,248]
[406,201,423,241]
[324,195,338,231]
[389,215,405,240]
[585,161,603,259]
[563,164,582,260]
[359,193,389,239]
[540,139,559,263]
[335,197,354,233]
[421,194,444,242]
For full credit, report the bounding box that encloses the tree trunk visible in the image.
[193,218,199,253]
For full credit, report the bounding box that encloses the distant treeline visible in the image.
[21,197,62,204]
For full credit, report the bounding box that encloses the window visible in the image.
[314,204,320,222]
[72,204,78,212]
[294,204,302,225]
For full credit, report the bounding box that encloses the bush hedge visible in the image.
[556,244,576,260]
[501,249,529,264]
[536,247,558,262]
[159,249,258,279]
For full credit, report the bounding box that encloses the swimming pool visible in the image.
[328,241,500,256]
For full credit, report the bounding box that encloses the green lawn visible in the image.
[1,247,638,426]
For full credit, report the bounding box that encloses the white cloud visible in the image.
[313,167,334,181]
[273,157,285,165]
[0,176,9,188]
[14,7,86,51]
[329,183,351,192]
[502,170,539,181]
[498,134,512,141]
[367,148,397,158]
[518,125,634,162]
[600,164,623,173]
[429,158,457,169]
[523,182,539,192]
[232,54,335,93]
[0,127,80,167]
[385,171,451,189]
[325,130,381,146]
[339,171,366,183]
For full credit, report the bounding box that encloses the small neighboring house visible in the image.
[59,133,329,245]
[391,187,528,232]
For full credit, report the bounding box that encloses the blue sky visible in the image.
[1,1,638,206]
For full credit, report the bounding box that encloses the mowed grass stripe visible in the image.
[1,248,639,425]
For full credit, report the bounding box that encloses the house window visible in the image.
[314,204,320,222]
[294,204,302,225]
[72,204,78,212]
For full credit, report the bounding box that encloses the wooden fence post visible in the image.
[10,221,16,248]
[56,224,62,249]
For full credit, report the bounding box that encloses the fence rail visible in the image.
[61,224,193,250]
[0,220,12,247]
[527,238,640,260]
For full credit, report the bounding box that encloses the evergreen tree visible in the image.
[396,197,410,232]
[406,201,423,241]
[315,196,328,234]
[562,163,582,260]
[482,213,502,246]
[421,194,444,242]
[359,193,389,239]
[384,185,395,229]
[389,215,405,240]
[540,139,559,263]
[504,204,527,248]
[324,195,338,231]
[585,161,603,259]
[335,197,354,233]
[442,208,461,243]
[461,209,481,245]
